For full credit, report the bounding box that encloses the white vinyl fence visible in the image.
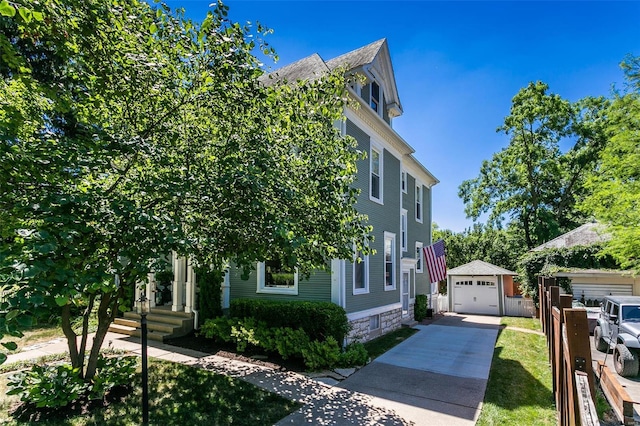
[504,296,536,317]
[436,294,449,313]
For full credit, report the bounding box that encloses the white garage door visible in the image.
[571,283,633,303]
[453,276,499,315]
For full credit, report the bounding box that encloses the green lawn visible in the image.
[477,326,556,426]
[363,327,418,360]
[0,326,63,355]
[500,316,542,332]
[0,359,300,425]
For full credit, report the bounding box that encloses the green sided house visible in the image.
[113,39,439,343]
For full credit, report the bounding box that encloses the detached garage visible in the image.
[553,269,640,303]
[447,260,517,316]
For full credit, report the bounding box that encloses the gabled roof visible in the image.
[447,260,517,276]
[259,53,329,86]
[259,39,402,115]
[325,39,386,71]
[531,222,610,252]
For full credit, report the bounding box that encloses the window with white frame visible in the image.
[369,314,380,331]
[370,144,383,202]
[370,81,380,113]
[415,184,423,222]
[401,170,407,193]
[353,243,369,295]
[416,242,423,273]
[384,232,396,290]
[401,209,408,252]
[257,257,298,295]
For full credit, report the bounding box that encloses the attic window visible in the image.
[370,81,380,112]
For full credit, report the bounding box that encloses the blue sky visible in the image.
[165,1,640,232]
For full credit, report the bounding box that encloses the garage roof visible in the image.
[447,260,516,276]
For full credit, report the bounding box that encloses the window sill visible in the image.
[353,288,370,295]
[384,285,396,292]
[369,196,384,205]
[257,287,298,295]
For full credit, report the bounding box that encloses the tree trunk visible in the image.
[61,303,80,369]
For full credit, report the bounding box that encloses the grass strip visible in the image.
[477,321,556,426]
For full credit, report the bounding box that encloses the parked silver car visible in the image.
[594,296,640,377]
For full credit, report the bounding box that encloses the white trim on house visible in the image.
[346,302,403,321]
[415,182,423,223]
[352,243,370,295]
[384,231,397,291]
[369,139,384,204]
[401,209,408,252]
[401,169,407,193]
[415,241,423,273]
[256,261,299,295]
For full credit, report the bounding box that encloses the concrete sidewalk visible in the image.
[4,313,500,425]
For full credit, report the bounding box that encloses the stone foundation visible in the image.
[346,306,412,344]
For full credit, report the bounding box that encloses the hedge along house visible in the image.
[223,39,438,343]
[112,40,438,343]
[447,260,517,316]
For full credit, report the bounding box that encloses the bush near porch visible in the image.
[201,299,367,370]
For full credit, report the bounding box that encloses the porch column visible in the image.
[172,252,185,312]
[221,270,230,310]
[185,260,195,314]
[147,273,157,308]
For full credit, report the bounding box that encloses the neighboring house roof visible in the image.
[531,222,610,252]
[447,260,517,276]
[553,268,637,278]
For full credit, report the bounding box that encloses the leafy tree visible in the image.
[459,82,609,249]
[433,223,527,271]
[581,55,640,271]
[0,0,369,387]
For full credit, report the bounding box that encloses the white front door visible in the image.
[402,271,410,317]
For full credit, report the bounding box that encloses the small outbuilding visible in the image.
[553,268,640,304]
[447,260,517,316]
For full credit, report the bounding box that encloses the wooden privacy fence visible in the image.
[539,276,599,426]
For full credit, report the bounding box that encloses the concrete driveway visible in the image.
[338,313,500,425]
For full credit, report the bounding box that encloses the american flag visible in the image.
[423,239,447,283]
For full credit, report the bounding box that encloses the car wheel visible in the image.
[593,326,609,352]
[614,344,639,377]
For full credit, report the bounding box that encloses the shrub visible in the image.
[339,342,369,367]
[230,317,264,352]
[230,299,349,343]
[302,337,341,371]
[199,316,235,343]
[7,355,139,408]
[414,294,428,321]
[90,355,137,399]
[7,364,88,408]
[270,327,310,360]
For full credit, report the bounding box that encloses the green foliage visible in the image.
[196,268,223,322]
[516,244,620,300]
[338,342,369,367]
[433,223,527,271]
[199,316,234,343]
[459,81,609,249]
[0,0,369,378]
[580,55,640,271]
[301,337,341,371]
[267,327,310,360]
[89,355,137,399]
[230,299,349,343]
[414,294,428,322]
[6,354,137,408]
[7,364,88,408]
[154,270,174,284]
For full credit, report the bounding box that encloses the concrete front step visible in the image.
[108,309,194,342]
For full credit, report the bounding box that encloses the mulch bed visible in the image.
[164,333,306,372]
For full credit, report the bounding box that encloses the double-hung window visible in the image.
[416,242,423,273]
[370,81,380,112]
[370,144,383,203]
[353,243,369,295]
[384,232,396,290]
[415,184,423,223]
[401,170,407,193]
[401,209,408,252]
